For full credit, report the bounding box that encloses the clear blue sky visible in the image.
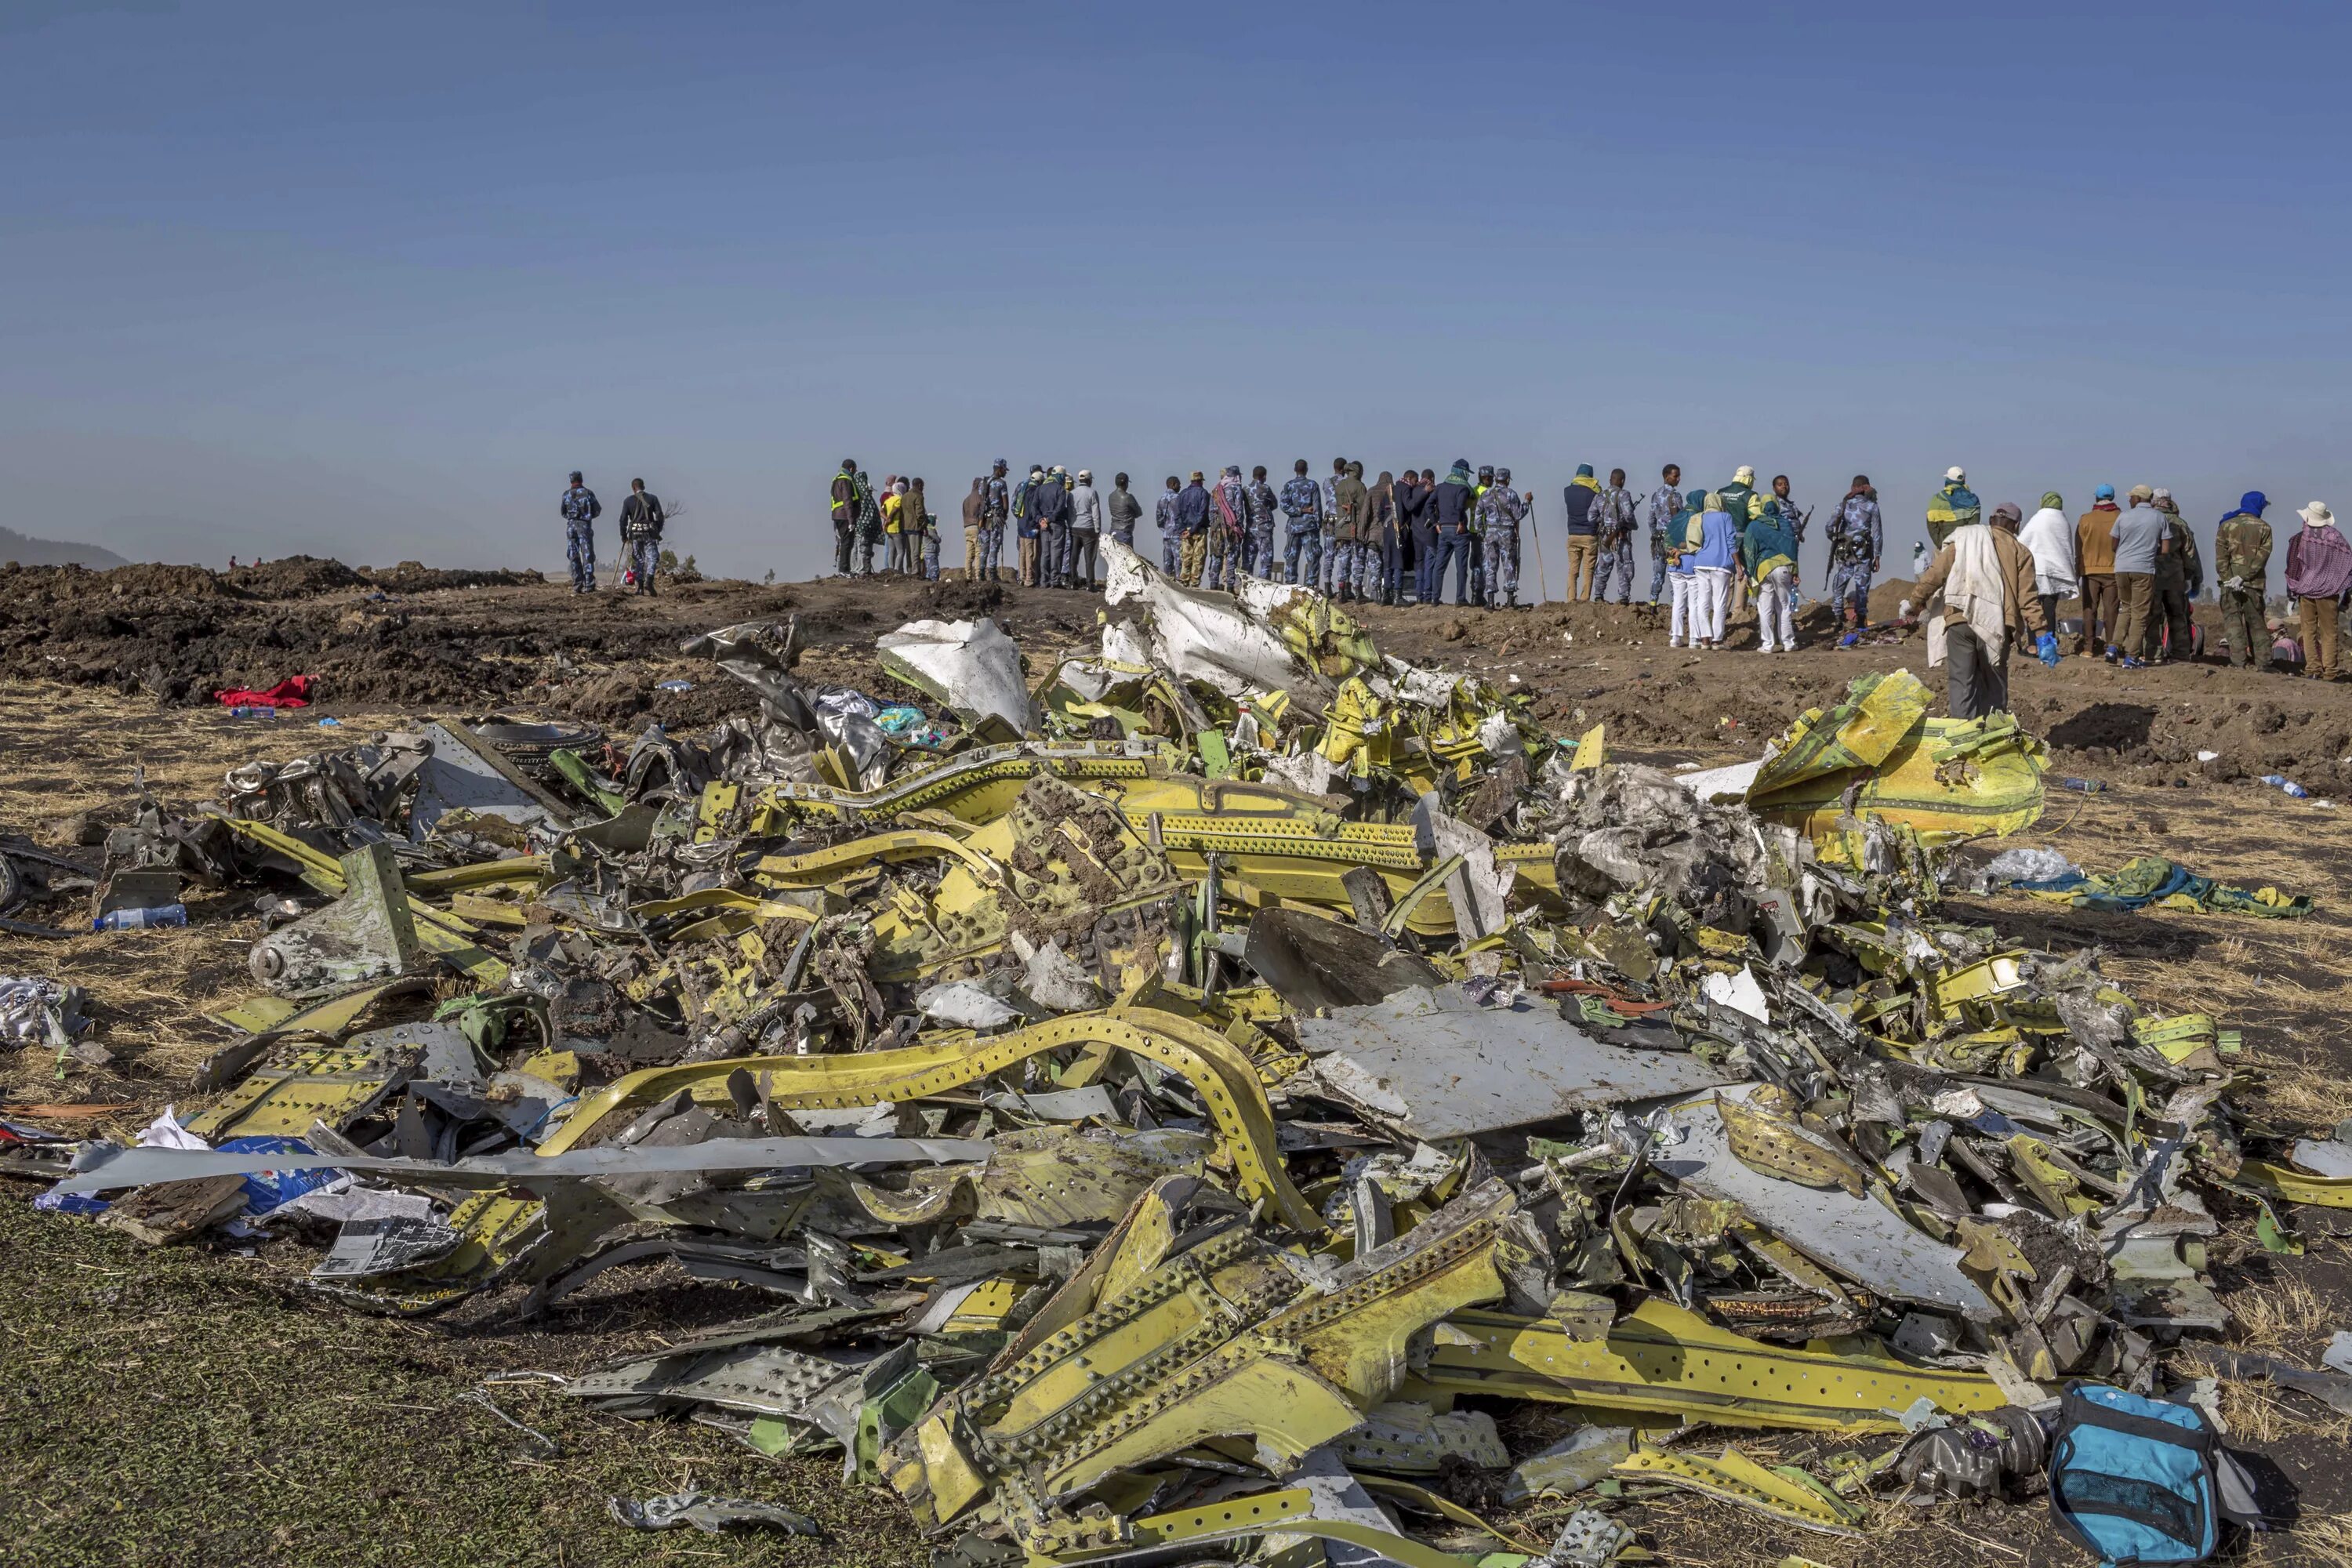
[5,0,2347,584]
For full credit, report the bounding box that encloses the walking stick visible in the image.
[1529,499,1552,604]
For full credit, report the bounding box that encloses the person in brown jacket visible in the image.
[1907,502,2058,719]
[2073,483,2122,654]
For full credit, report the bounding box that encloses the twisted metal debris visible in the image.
[33,539,2344,1564]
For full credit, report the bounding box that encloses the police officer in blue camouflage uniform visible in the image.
[1279,459,1324,586]
[1479,467,1529,608]
[1824,474,1882,632]
[1156,476,1182,574]
[1591,468,1639,604]
[561,470,601,593]
[1644,464,1682,604]
[1319,459,1345,593]
[979,459,1010,583]
[1244,466,1279,579]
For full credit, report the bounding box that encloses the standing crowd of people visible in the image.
[804,459,2344,703]
[826,461,947,581]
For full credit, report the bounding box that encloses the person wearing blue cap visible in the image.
[2073,484,2122,654]
[2216,492,2274,670]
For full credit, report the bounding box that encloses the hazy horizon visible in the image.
[8,1,2347,590]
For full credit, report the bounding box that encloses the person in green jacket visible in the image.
[1740,498,1802,652]
[2214,492,2274,670]
[1926,466,1982,550]
[1716,464,1758,619]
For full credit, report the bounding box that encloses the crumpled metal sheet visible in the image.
[875,618,1033,738]
[1298,986,1740,1139]
[1643,1085,1997,1320]
[1102,537,1334,702]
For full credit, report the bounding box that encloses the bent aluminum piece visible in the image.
[1297,986,1739,1140]
[57,1134,995,1196]
[877,618,1035,739]
[1647,1085,1996,1320]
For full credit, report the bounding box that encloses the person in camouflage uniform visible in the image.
[1279,459,1323,586]
[1318,459,1347,593]
[1591,467,1639,604]
[1824,475,1882,630]
[978,460,1010,583]
[2150,488,2201,661]
[1329,460,1373,600]
[1367,471,1399,602]
[1156,476,1181,575]
[1204,466,1248,591]
[1479,467,1529,608]
[561,470,601,593]
[1644,464,1682,604]
[2215,492,2274,670]
[1244,466,1279,579]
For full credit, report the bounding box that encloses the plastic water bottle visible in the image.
[226,706,281,719]
[2058,777,2107,793]
[2260,774,2311,799]
[93,904,189,931]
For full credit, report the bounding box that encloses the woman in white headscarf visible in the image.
[2016,491,2079,638]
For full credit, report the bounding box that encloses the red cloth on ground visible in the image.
[213,675,314,709]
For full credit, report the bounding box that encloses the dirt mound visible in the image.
[913,577,1008,619]
[358,561,547,593]
[0,562,234,605]
[226,556,367,598]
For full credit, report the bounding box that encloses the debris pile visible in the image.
[24,538,2347,1563]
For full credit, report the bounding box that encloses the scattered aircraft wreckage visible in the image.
[29,541,2340,1565]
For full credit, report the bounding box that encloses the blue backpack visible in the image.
[2048,1383,2234,1565]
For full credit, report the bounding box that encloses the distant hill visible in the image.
[0,525,129,568]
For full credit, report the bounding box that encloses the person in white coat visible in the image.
[2016,490,2079,637]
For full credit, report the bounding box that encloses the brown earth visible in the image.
[5,561,2352,1567]
[9,561,2349,790]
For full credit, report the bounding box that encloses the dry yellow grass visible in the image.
[0,684,420,1109]
[2249,1514,2352,1568]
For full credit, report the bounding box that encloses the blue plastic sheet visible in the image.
[216,1135,341,1215]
